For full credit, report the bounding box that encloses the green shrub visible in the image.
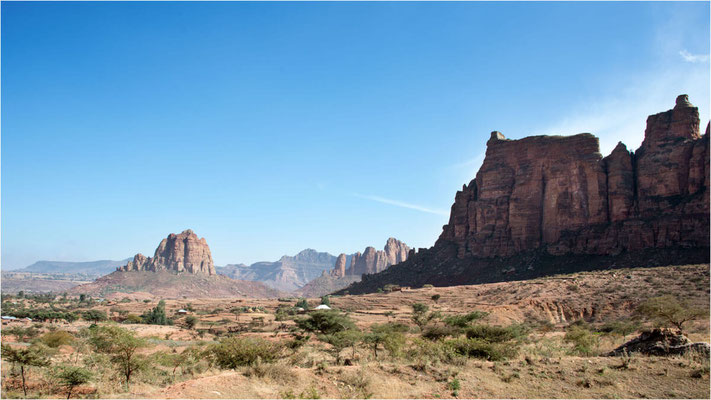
[443,311,488,328]
[364,323,408,359]
[564,325,599,356]
[422,324,460,341]
[81,309,108,322]
[446,337,517,361]
[206,336,284,369]
[296,311,355,335]
[123,314,143,324]
[637,295,705,335]
[466,324,527,343]
[407,338,462,366]
[184,315,199,329]
[39,330,74,348]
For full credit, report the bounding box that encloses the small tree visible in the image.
[55,365,92,399]
[320,295,331,307]
[411,303,440,330]
[1,343,51,396]
[296,311,356,335]
[295,298,309,310]
[88,325,148,389]
[320,330,363,364]
[142,300,169,325]
[431,294,441,303]
[637,295,706,335]
[363,323,408,359]
[184,315,199,330]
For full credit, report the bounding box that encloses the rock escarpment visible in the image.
[337,96,709,295]
[119,229,216,275]
[438,95,709,258]
[330,238,410,277]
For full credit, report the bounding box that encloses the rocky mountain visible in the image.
[119,229,215,275]
[337,95,710,295]
[10,259,131,276]
[73,230,279,298]
[217,249,342,292]
[299,238,410,297]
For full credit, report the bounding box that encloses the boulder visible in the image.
[607,329,710,357]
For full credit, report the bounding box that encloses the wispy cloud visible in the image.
[354,193,449,216]
[530,65,709,157]
[679,49,710,63]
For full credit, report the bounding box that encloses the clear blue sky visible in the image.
[2,1,709,269]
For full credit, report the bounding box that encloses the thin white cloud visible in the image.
[680,49,710,63]
[354,193,449,216]
[530,65,709,157]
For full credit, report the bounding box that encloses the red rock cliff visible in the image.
[438,95,709,258]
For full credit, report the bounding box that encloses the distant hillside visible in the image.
[70,270,281,299]
[15,259,131,276]
[296,274,361,298]
[217,249,344,292]
[1,272,93,294]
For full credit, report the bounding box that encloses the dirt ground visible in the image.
[2,264,709,399]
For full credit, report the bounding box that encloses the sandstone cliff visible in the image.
[119,229,216,275]
[438,95,708,258]
[337,95,709,295]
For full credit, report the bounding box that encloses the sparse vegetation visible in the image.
[0,264,708,398]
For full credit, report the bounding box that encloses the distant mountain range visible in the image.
[10,259,132,276]
[217,249,348,292]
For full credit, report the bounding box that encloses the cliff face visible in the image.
[119,229,216,275]
[438,95,709,259]
[330,238,410,277]
[337,95,709,295]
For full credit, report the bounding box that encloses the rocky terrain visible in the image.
[299,238,410,297]
[72,230,279,298]
[217,249,341,292]
[339,96,710,295]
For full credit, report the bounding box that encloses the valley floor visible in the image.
[1,264,709,399]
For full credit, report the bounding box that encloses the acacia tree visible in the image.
[55,365,92,399]
[1,343,51,396]
[637,295,706,335]
[88,325,148,389]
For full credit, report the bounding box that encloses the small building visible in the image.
[314,304,331,310]
[1,316,18,321]
[176,309,188,315]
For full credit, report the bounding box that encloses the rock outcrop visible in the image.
[438,95,709,259]
[607,329,710,357]
[332,254,348,277]
[337,96,710,295]
[119,229,216,275]
[328,238,410,277]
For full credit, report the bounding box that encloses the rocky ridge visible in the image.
[338,95,710,294]
[331,238,410,277]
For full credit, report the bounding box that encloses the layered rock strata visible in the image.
[438,95,709,258]
[119,229,216,275]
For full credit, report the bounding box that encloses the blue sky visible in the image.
[2,1,709,269]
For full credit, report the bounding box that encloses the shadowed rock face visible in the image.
[438,95,709,258]
[119,229,216,275]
